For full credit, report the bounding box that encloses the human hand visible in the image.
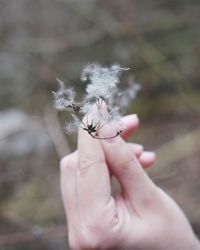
[60,114,200,250]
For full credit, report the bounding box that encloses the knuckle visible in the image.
[118,154,136,173]
[79,153,104,170]
[142,186,160,208]
[60,152,76,173]
[124,157,135,171]
[78,226,104,249]
[79,153,94,168]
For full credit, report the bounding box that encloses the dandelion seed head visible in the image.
[53,63,140,139]
[81,63,130,105]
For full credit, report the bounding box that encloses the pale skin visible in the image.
[60,114,200,250]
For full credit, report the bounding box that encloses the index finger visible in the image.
[77,116,112,219]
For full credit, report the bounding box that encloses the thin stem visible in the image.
[97,121,106,130]
[74,110,86,127]
[89,130,123,140]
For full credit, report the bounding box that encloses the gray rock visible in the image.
[0,109,52,159]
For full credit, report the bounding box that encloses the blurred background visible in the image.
[0,0,200,249]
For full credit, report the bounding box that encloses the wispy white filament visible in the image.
[53,63,140,135]
[52,79,76,111]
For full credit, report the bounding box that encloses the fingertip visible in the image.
[122,114,139,123]
[139,151,156,168]
[128,143,143,157]
[120,114,139,139]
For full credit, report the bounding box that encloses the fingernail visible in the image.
[124,114,138,123]
[99,124,119,143]
[134,144,143,151]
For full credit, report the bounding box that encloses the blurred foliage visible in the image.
[0,0,200,249]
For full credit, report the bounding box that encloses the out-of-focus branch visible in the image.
[135,36,200,113]
[54,0,125,38]
[3,28,105,53]
[0,110,29,140]
[148,126,200,176]
[44,106,71,159]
